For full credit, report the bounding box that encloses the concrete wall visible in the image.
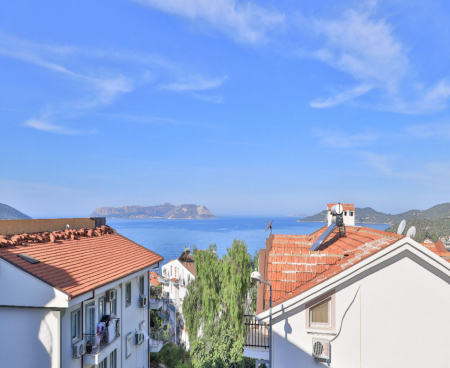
[0,218,97,236]
[271,252,450,368]
[0,307,60,368]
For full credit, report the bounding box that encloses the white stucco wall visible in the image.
[0,258,68,308]
[270,251,450,368]
[0,307,60,368]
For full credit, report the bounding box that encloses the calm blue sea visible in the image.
[108,217,390,266]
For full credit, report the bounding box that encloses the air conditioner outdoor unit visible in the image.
[73,340,86,359]
[312,338,330,360]
[106,289,116,302]
[140,295,148,308]
[135,331,145,345]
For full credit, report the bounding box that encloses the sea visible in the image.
[108,217,390,266]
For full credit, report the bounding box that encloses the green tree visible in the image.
[183,240,255,368]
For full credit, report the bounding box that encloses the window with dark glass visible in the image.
[126,282,132,307]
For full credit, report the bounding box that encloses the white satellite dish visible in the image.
[406,226,416,239]
[397,220,406,235]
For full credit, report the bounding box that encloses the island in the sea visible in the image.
[90,203,217,219]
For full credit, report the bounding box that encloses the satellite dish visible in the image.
[397,220,406,235]
[406,226,416,239]
[265,220,273,235]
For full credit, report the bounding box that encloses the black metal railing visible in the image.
[244,315,269,349]
[84,318,120,355]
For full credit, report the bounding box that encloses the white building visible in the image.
[246,205,450,368]
[0,218,163,368]
[149,248,195,350]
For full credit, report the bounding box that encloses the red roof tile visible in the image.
[0,226,163,299]
[327,203,354,211]
[261,225,448,309]
[150,271,160,287]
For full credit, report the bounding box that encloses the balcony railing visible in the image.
[158,309,170,319]
[244,315,269,349]
[84,318,121,355]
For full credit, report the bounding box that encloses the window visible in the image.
[126,332,132,358]
[344,211,347,216]
[71,309,81,343]
[110,349,117,368]
[305,290,335,331]
[350,211,354,216]
[99,297,106,321]
[175,268,177,277]
[139,275,145,295]
[170,266,172,276]
[309,299,330,326]
[111,296,117,316]
[126,282,132,307]
[99,357,107,368]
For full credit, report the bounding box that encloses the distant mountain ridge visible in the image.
[90,203,217,219]
[299,203,450,225]
[0,203,31,220]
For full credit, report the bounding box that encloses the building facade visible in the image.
[0,218,163,368]
[149,248,195,350]
[246,204,450,368]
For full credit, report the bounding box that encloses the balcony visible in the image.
[149,328,169,353]
[83,318,120,365]
[158,309,170,320]
[244,315,269,361]
[150,297,162,310]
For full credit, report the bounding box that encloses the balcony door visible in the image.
[85,302,96,344]
[99,297,106,320]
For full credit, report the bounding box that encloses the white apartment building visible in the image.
[149,248,195,350]
[245,204,450,368]
[0,218,163,368]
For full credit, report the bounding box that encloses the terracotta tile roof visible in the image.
[0,226,163,299]
[262,225,449,309]
[179,260,196,276]
[327,203,354,211]
[170,278,179,282]
[150,271,160,287]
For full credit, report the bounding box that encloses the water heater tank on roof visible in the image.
[331,204,343,215]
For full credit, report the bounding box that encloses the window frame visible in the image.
[110,349,117,368]
[305,289,336,332]
[139,275,145,296]
[126,282,132,307]
[71,308,82,344]
[99,357,107,368]
[98,296,106,321]
[126,332,132,358]
[111,295,117,317]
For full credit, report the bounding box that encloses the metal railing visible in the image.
[244,315,269,349]
[84,318,120,355]
[158,309,170,319]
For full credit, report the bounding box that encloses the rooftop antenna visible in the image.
[310,203,345,251]
[397,220,406,235]
[406,226,416,239]
[265,220,273,235]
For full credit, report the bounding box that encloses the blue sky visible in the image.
[1,0,450,217]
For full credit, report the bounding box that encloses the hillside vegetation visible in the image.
[386,218,450,243]
[90,203,217,219]
[0,203,31,220]
[300,203,450,225]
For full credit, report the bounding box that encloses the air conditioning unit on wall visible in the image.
[140,294,148,308]
[135,331,145,345]
[73,340,86,359]
[312,338,330,360]
[106,289,116,302]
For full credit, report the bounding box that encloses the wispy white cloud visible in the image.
[161,75,227,92]
[23,118,94,135]
[306,3,450,113]
[310,84,373,108]
[130,0,285,43]
[406,122,450,139]
[314,129,378,148]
